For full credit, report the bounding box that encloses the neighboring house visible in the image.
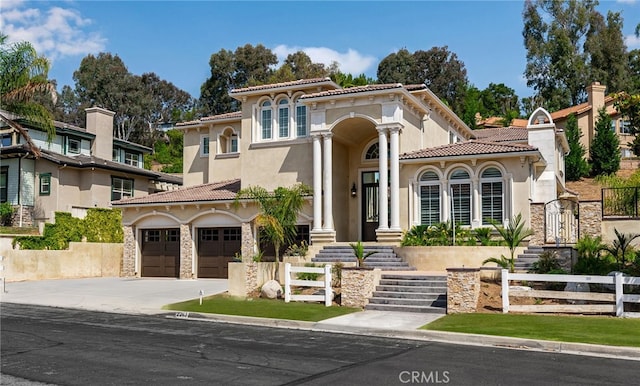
[0,107,181,227]
[113,78,570,279]
[477,82,634,159]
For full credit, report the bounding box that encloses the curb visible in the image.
[162,310,640,362]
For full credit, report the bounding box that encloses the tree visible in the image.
[564,113,590,180]
[613,92,640,156]
[523,0,631,111]
[480,83,520,118]
[589,107,620,176]
[483,213,534,273]
[330,72,372,88]
[234,184,312,280]
[0,33,56,140]
[460,85,483,129]
[605,228,640,271]
[376,48,415,85]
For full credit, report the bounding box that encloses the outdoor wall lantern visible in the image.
[351,183,357,198]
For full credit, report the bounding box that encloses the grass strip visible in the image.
[164,293,360,322]
[423,313,640,347]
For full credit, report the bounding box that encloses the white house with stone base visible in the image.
[112,78,569,279]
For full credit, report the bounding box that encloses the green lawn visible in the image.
[423,313,640,347]
[164,294,361,322]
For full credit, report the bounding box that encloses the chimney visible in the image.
[85,107,115,161]
[586,82,606,144]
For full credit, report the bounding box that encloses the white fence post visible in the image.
[501,269,509,313]
[284,263,291,303]
[324,264,332,307]
[615,271,624,317]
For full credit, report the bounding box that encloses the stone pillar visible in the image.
[579,201,602,240]
[179,223,193,279]
[529,203,545,245]
[377,127,389,230]
[389,126,400,230]
[122,225,136,277]
[312,134,323,231]
[323,133,334,231]
[446,268,480,314]
[241,222,254,263]
[341,268,381,308]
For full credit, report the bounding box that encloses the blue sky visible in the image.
[2,0,639,100]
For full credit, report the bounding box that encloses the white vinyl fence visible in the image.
[501,269,640,317]
[284,263,333,307]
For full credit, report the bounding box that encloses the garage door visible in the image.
[141,229,180,277]
[198,227,241,278]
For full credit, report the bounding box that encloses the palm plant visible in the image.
[0,33,56,141]
[234,183,312,280]
[483,213,534,272]
[349,241,376,268]
[605,228,640,271]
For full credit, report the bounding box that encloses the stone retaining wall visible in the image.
[341,268,381,308]
[446,268,480,313]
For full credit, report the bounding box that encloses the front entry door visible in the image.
[361,171,379,241]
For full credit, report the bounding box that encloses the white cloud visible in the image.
[0,1,106,61]
[273,44,377,75]
[616,0,637,4]
[625,34,640,49]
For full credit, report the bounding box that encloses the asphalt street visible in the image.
[2,303,639,386]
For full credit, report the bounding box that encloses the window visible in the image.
[449,131,460,144]
[39,173,51,195]
[419,171,440,226]
[200,136,210,156]
[111,177,133,201]
[620,119,632,134]
[124,151,141,167]
[67,137,80,154]
[261,101,272,140]
[450,169,471,226]
[0,166,7,203]
[610,120,617,132]
[365,142,379,160]
[480,167,503,225]
[230,134,238,153]
[112,148,120,162]
[278,99,289,138]
[1,134,11,147]
[296,103,307,137]
[144,229,161,242]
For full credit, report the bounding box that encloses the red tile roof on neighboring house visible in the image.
[473,127,529,142]
[550,96,615,121]
[112,179,240,206]
[230,78,334,94]
[177,111,242,126]
[400,140,537,160]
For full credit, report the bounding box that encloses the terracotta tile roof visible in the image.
[299,83,405,99]
[112,179,241,206]
[230,78,334,94]
[177,111,242,126]
[473,127,528,142]
[550,96,615,120]
[400,140,537,160]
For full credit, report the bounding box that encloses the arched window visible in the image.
[278,99,289,138]
[481,167,503,225]
[295,100,307,137]
[450,168,471,226]
[261,101,272,140]
[220,128,238,154]
[419,171,440,226]
[365,142,379,160]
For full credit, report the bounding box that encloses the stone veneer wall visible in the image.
[179,223,193,279]
[122,225,136,277]
[241,222,254,263]
[10,205,34,227]
[579,201,602,240]
[245,262,258,295]
[529,203,545,246]
[446,268,480,314]
[341,268,381,308]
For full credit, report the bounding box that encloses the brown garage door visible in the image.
[197,227,241,278]
[141,229,180,277]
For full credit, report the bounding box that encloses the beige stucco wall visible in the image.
[182,126,208,186]
[2,242,122,282]
[397,246,526,271]
[602,220,640,246]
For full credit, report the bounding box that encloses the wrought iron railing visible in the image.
[602,187,640,218]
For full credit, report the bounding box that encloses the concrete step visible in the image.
[376,285,446,293]
[381,274,446,281]
[368,297,446,307]
[364,303,446,314]
[379,279,447,287]
[372,291,445,300]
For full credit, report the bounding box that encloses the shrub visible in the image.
[296,263,319,281]
[284,240,309,257]
[401,222,479,246]
[0,202,13,226]
[530,251,563,274]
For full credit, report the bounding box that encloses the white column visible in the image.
[472,177,480,227]
[378,127,389,230]
[442,180,449,223]
[389,126,401,230]
[323,133,334,231]
[312,134,322,231]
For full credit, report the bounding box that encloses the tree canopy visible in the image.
[564,113,590,180]
[589,107,620,176]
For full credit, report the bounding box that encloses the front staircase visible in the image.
[514,245,544,272]
[365,273,447,314]
[311,245,415,270]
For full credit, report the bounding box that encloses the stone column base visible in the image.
[375,229,403,243]
[310,229,336,245]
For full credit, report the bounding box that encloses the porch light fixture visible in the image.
[351,183,357,198]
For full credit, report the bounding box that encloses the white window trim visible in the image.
[200,135,210,157]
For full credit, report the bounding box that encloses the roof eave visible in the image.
[400,150,541,164]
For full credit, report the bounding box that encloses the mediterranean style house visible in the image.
[113,78,571,279]
[0,107,181,228]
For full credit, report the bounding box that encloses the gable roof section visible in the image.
[177,111,242,127]
[550,95,615,121]
[400,140,538,161]
[112,179,240,206]
[473,127,528,142]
